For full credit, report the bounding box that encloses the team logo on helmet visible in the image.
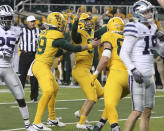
[107,17,124,33]
[0,5,14,30]
[47,12,66,32]
[132,0,156,23]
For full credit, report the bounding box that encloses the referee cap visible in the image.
[26,15,36,22]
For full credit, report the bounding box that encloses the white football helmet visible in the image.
[132,0,156,23]
[0,5,14,30]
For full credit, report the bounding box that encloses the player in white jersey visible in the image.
[0,5,36,131]
[120,0,164,131]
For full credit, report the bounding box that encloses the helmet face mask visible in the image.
[132,0,156,23]
[143,8,154,22]
[81,19,92,30]
[0,5,14,30]
[79,13,93,31]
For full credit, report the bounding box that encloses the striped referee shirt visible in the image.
[20,26,40,52]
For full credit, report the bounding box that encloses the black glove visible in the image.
[156,31,164,42]
[131,68,143,84]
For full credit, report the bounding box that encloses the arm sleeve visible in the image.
[52,38,82,52]
[154,39,164,57]
[69,23,72,30]
[94,26,107,39]
[64,32,71,42]
[71,20,82,44]
[120,35,138,71]
[55,49,64,57]
[12,44,19,73]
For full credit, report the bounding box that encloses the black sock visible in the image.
[96,118,107,128]
[111,123,118,128]
[99,118,107,124]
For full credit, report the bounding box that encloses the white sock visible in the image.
[24,120,30,128]
[19,106,29,120]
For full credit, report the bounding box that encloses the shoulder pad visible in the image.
[47,30,64,39]
[11,26,22,36]
[124,22,138,37]
[101,32,111,43]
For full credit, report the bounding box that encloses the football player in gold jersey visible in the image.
[87,17,129,131]
[72,9,107,129]
[31,12,100,130]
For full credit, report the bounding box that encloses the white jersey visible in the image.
[123,22,158,76]
[0,25,22,67]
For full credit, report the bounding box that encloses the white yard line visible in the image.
[1,116,164,131]
[10,105,69,110]
[0,95,164,105]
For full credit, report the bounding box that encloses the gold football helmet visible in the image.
[78,13,92,30]
[47,12,65,32]
[107,17,124,33]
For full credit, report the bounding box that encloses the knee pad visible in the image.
[16,99,26,107]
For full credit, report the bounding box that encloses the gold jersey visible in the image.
[101,32,126,70]
[35,30,64,66]
[72,28,94,67]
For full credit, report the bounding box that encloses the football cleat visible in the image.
[87,125,94,131]
[76,123,91,130]
[32,123,52,131]
[74,110,89,123]
[26,126,37,131]
[47,118,66,127]
[87,123,104,131]
[111,126,120,131]
[74,110,80,119]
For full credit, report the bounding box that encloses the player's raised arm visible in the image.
[71,8,82,44]
[52,38,100,52]
[157,0,164,8]
[155,31,164,56]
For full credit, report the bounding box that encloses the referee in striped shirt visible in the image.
[19,15,39,103]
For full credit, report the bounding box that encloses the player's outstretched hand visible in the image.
[157,30,164,42]
[91,74,98,86]
[131,68,143,84]
[75,8,81,20]
[91,39,101,48]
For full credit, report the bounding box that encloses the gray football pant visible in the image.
[0,67,24,99]
[129,75,155,112]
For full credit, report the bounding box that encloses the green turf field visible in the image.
[0,86,164,131]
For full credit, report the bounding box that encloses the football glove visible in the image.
[131,68,143,84]
[91,74,98,86]
[156,31,164,42]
